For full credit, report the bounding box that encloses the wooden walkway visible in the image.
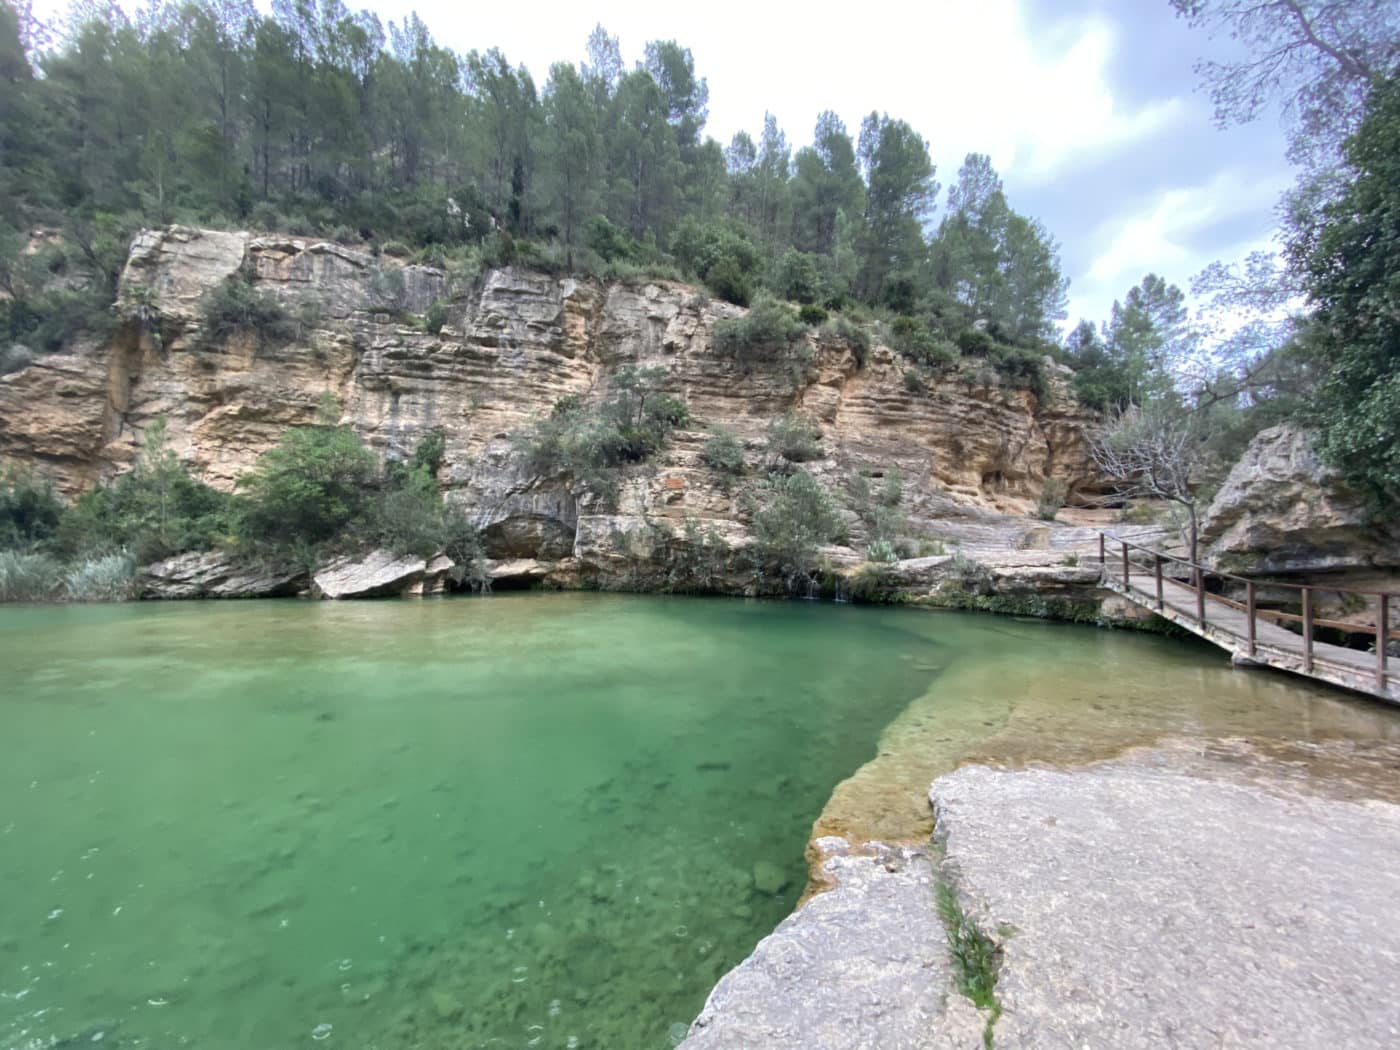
[1100,535,1397,705]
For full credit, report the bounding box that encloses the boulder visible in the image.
[485,558,549,586]
[1199,424,1400,574]
[312,549,455,599]
[139,550,305,599]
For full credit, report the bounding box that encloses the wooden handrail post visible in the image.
[1154,556,1163,610]
[1121,542,1129,587]
[1246,581,1257,658]
[1099,533,1105,565]
[1195,566,1205,624]
[1302,587,1314,673]
[1379,594,1390,692]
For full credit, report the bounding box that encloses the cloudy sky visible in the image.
[353,0,1292,328]
[39,0,1297,329]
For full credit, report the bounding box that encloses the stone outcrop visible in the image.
[139,550,305,599]
[679,838,984,1050]
[0,225,1127,606]
[928,743,1400,1048]
[1199,424,1400,575]
[311,549,457,599]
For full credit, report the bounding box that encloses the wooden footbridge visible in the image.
[1098,533,1398,704]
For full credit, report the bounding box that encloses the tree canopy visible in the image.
[0,0,1073,372]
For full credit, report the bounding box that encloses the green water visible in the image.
[1,595,938,1050]
[2,595,1395,1050]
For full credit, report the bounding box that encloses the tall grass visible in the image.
[0,550,61,601]
[63,554,136,602]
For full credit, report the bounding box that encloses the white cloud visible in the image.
[30,0,1292,333]
[1066,166,1294,326]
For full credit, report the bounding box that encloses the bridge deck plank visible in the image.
[1107,566,1394,703]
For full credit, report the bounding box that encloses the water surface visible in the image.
[2,595,1396,1050]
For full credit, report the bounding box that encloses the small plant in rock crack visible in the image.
[936,882,1003,1046]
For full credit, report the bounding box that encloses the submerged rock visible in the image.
[750,860,789,897]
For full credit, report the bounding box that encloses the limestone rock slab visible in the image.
[930,759,1400,1049]
[312,549,447,599]
[678,842,975,1050]
[139,550,305,599]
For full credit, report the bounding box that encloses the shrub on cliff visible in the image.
[1037,478,1067,520]
[369,452,482,571]
[747,470,845,587]
[670,218,762,306]
[890,316,958,372]
[515,367,689,500]
[848,470,905,542]
[712,294,806,363]
[772,249,824,305]
[766,412,823,464]
[990,344,1048,400]
[701,427,746,477]
[821,314,870,364]
[199,276,297,348]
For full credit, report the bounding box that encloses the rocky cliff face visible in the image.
[0,226,1113,595]
[1200,424,1400,577]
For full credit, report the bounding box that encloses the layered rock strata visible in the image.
[0,226,1138,611]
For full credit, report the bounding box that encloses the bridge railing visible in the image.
[1098,531,1397,694]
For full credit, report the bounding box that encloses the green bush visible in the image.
[1037,478,1067,521]
[63,553,135,601]
[237,420,378,551]
[1,342,35,376]
[798,303,828,326]
[199,277,297,347]
[749,471,845,586]
[56,419,230,563]
[890,316,958,371]
[0,550,61,601]
[666,515,731,592]
[866,538,899,564]
[848,470,905,542]
[423,300,450,335]
[767,412,823,463]
[822,315,871,366]
[713,295,806,362]
[379,240,412,258]
[515,367,689,501]
[772,249,824,305]
[701,427,746,476]
[1,470,64,547]
[369,461,481,567]
[410,428,447,475]
[584,216,642,264]
[991,345,1048,400]
[956,327,997,357]
[670,218,762,306]
[903,369,926,394]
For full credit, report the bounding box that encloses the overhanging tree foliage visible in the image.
[1301,73,1400,508]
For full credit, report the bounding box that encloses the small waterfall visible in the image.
[802,575,819,601]
[834,576,850,604]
